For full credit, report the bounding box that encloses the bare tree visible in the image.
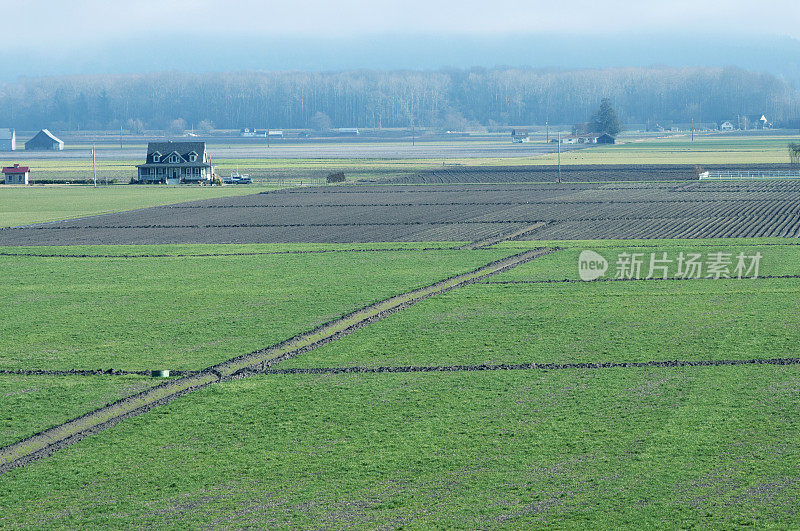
[168,118,187,135]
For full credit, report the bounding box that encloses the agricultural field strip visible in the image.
[484,275,800,284]
[455,222,548,250]
[162,198,800,207]
[14,211,800,230]
[252,357,800,375]
[7,357,800,379]
[0,247,552,474]
[0,246,453,259]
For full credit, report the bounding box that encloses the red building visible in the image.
[2,164,30,185]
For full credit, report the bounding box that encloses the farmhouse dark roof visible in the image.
[143,141,207,164]
[2,164,29,174]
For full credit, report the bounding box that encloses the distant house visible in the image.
[2,164,30,185]
[25,129,64,151]
[240,128,256,137]
[136,141,213,184]
[743,114,772,130]
[336,128,360,136]
[561,133,615,145]
[511,129,530,143]
[0,129,15,151]
[720,121,735,131]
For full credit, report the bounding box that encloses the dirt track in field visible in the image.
[0,248,554,475]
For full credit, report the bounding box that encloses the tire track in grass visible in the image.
[0,247,557,475]
[453,223,547,250]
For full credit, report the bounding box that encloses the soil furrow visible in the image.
[454,223,547,250]
[244,357,800,375]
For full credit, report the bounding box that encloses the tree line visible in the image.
[0,66,797,131]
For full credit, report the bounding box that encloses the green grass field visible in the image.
[0,375,156,447]
[2,367,798,528]
[2,237,799,527]
[283,242,800,368]
[0,185,276,227]
[0,245,508,371]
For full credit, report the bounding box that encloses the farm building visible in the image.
[561,133,615,145]
[720,121,735,131]
[136,141,214,184]
[25,129,64,151]
[336,128,360,136]
[2,164,30,185]
[511,130,530,143]
[0,128,15,151]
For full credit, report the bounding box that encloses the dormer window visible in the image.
[169,154,179,163]
[152,152,161,162]
[188,151,197,162]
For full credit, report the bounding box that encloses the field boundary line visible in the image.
[484,274,800,285]
[241,357,800,376]
[0,247,558,475]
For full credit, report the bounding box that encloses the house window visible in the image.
[152,153,160,162]
[170,155,178,163]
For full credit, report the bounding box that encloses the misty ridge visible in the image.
[1,66,798,131]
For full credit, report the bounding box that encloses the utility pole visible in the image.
[411,118,415,147]
[557,131,562,184]
[120,125,123,150]
[546,120,549,143]
[691,118,694,142]
[92,142,97,187]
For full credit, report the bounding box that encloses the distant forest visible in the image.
[0,67,797,131]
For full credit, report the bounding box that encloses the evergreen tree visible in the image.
[589,98,622,135]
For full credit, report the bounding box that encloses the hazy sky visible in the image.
[7,0,800,48]
[2,0,799,81]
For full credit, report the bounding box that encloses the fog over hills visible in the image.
[2,33,800,87]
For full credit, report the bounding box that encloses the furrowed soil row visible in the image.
[0,247,455,259]
[243,357,800,376]
[0,247,556,475]
[454,223,547,250]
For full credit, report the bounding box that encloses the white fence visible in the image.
[699,170,800,181]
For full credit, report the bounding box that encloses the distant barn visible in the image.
[0,129,15,151]
[25,129,64,151]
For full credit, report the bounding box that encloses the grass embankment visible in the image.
[0,245,510,371]
[0,185,274,228]
[1,367,798,527]
[284,240,800,368]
